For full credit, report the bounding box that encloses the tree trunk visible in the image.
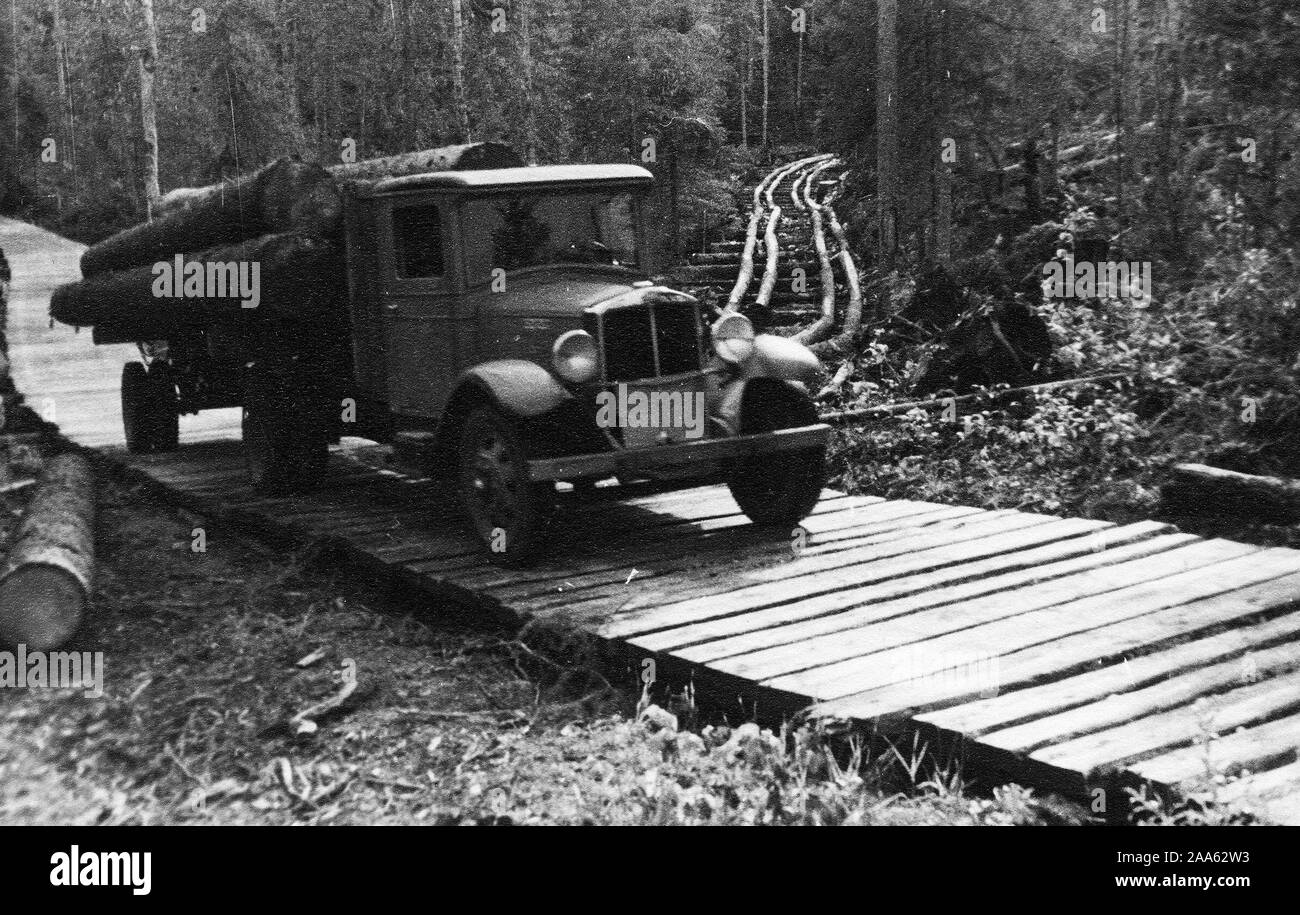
[50,0,73,172]
[450,0,471,143]
[794,165,839,345]
[54,232,346,337]
[876,0,899,263]
[0,453,95,651]
[933,0,952,265]
[138,0,161,215]
[1112,0,1128,246]
[84,157,342,276]
[740,50,751,148]
[327,141,521,181]
[761,0,769,148]
[0,0,15,204]
[1165,463,1300,523]
[518,0,538,164]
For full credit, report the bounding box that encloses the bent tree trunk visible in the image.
[795,160,842,346]
[0,453,95,651]
[810,205,864,359]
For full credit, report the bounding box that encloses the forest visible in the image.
[2,0,1299,535]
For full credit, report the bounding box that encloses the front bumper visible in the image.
[526,423,830,482]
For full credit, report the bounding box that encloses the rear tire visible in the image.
[241,356,330,492]
[121,362,154,454]
[727,379,826,525]
[122,360,178,453]
[456,406,551,565]
[148,362,179,452]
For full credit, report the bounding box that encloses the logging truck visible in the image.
[94,162,832,562]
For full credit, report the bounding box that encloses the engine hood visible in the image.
[465,265,680,319]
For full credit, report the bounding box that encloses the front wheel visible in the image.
[456,406,552,564]
[727,379,826,526]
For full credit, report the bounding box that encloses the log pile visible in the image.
[52,142,522,343]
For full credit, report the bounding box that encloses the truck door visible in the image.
[379,198,457,419]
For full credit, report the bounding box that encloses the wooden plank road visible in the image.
[4,215,1298,823]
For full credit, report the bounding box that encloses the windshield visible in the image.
[462,190,639,284]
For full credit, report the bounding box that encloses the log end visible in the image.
[0,564,86,651]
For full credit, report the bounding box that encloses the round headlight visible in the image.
[552,329,599,383]
[711,310,755,364]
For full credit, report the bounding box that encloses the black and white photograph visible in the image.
[0,0,1295,867]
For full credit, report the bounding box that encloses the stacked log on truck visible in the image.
[50,142,522,341]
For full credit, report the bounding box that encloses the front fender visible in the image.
[711,376,816,437]
[450,359,573,419]
[741,334,824,387]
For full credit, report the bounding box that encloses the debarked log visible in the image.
[1164,463,1300,523]
[327,141,522,181]
[0,453,95,651]
[84,157,342,277]
[51,232,345,337]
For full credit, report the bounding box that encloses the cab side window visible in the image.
[392,204,444,279]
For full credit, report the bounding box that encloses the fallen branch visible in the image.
[288,672,362,735]
[819,372,1132,425]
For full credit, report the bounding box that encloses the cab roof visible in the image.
[370,163,654,196]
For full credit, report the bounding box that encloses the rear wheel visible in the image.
[148,362,179,452]
[456,406,551,564]
[727,379,826,525]
[121,362,153,453]
[121,360,178,453]
[241,356,330,492]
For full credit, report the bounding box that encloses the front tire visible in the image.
[727,379,826,525]
[456,406,551,564]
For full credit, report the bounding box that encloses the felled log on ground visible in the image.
[84,157,341,277]
[795,161,842,347]
[0,453,95,650]
[809,205,864,359]
[328,141,521,181]
[1163,463,1300,523]
[52,232,345,337]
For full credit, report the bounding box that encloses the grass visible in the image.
[0,448,1086,825]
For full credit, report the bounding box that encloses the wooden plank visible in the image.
[814,570,1300,725]
[460,492,875,594]
[1026,668,1300,777]
[527,503,1034,622]
[1127,713,1300,789]
[598,514,1107,639]
[645,523,1183,659]
[771,543,1286,701]
[981,640,1300,756]
[1218,760,1300,807]
[687,529,1199,677]
[479,502,978,604]
[921,610,1300,738]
